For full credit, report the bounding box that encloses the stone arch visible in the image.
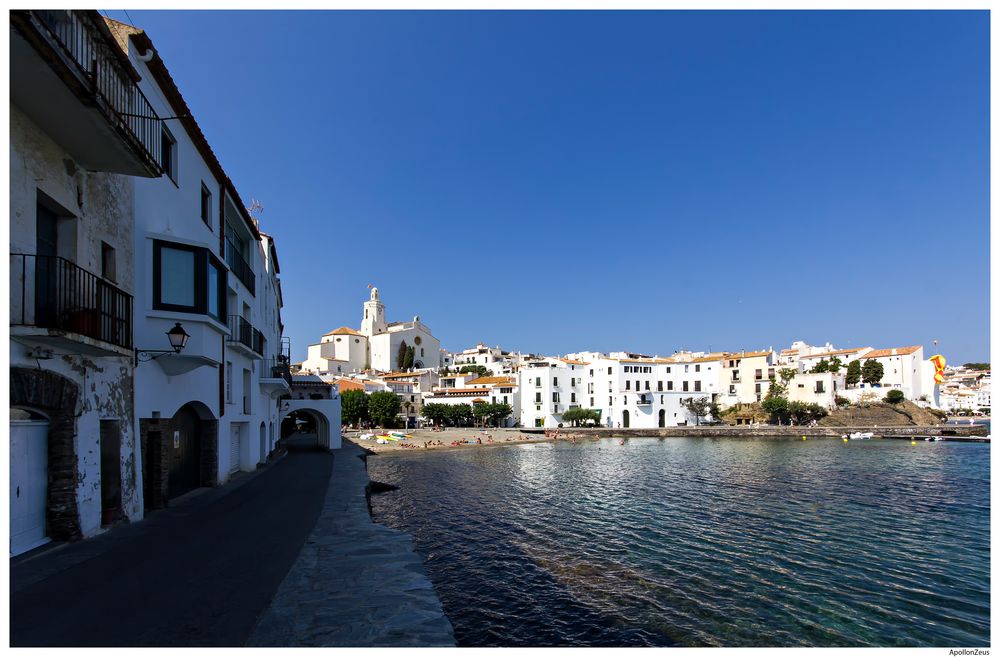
[658,409,666,428]
[278,399,341,450]
[10,367,82,542]
[139,400,218,510]
[622,410,630,428]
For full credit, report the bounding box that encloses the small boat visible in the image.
[359,433,375,440]
[932,436,944,442]
[390,432,412,439]
[377,434,400,441]
[849,432,874,440]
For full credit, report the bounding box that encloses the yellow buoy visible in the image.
[911,440,917,445]
[843,438,848,442]
[802,435,807,441]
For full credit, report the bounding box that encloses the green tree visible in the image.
[862,360,885,386]
[562,407,600,427]
[761,395,789,423]
[485,402,514,427]
[368,391,402,427]
[846,360,862,387]
[884,389,905,404]
[458,365,490,377]
[681,397,712,425]
[446,404,475,427]
[708,402,723,424]
[828,357,843,373]
[779,368,797,386]
[787,401,828,425]
[396,341,408,370]
[403,345,415,370]
[472,402,491,426]
[766,379,788,398]
[421,403,450,427]
[340,389,369,427]
[964,363,990,371]
[811,359,830,374]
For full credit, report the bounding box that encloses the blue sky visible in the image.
[116,10,990,363]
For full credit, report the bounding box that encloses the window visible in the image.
[571,393,576,403]
[815,382,825,393]
[608,367,612,375]
[553,377,558,386]
[668,381,674,391]
[153,240,227,320]
[755,383,762,393]
[225,361,233,402]
[609,396,613,405]
[201,184,212,227]
[695,364,701,372]
[535,392,541,403]
[161,126,177,181]
[552,392,560,402]
[695,381,702,392]
[645,381,650,390]
[625,381,631,390]
[666,367,671,373]
[657,381,663,391]
[590,397,594,406]
[683,381,689,392]
[101,241,116,282]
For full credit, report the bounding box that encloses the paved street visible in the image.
[10,441,333,647]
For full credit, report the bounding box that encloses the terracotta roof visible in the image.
[324,327,363,337]
[689,354,725,363]
[780,349,799,355]
[334,379,366,392]
[862,346,923,359]
[380,371,420,379]
[559,358,590,366]
[725,351,771,359]
[472,398,487,403]
[466,376,516,386]
[799,347,869,359]
[429,388,492,396]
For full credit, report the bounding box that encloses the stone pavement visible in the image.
[248,441,456,647]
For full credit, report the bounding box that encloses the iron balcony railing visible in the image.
[15,10,162,175]
[261,357,292,387]
[225,237,255,295]
[227,315,264,356]
[10,253,133,349]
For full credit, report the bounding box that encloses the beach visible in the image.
[344,427,586,453]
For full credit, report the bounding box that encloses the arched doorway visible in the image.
[10,408,49,556]
[169,404,203,500]
[283,410,324,450]
[10,367,81,544]
[622,410,630,428]
[658,409,666,428]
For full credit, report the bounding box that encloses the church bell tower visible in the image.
[361,286,386,336]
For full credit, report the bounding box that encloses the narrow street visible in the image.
[10,441,333,647]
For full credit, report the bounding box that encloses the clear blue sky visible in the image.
[115,10,990,364]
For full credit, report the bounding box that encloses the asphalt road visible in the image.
[10,440,333,647]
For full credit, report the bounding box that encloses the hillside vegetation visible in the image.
[819,400,945,427]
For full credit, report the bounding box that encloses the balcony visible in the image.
[10,253,133,356]
[10,10,161,177]
[225,237,255,295]
[259,356,292,398]
[227,315,264,359]
[636,395,653,406]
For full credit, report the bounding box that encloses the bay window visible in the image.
[153,239,227,320]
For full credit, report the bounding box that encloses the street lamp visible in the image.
[135,322,190,366]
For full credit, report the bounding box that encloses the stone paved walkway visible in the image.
[248,442,455,647]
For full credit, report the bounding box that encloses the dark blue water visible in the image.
[369,437,990,647]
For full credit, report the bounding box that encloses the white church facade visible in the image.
[301,288,442,375]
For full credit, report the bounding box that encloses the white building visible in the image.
[839,345,927,403]
[450,343,515,375]
[301,287,442,375]
[9,10,156,554]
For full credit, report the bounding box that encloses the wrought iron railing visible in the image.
[227,315,264,356]
[15,10,162,174]
[261,357,292,387]
[225,237,255,295]
[10,253,133,349]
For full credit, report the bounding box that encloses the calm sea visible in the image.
[368,436,990,647]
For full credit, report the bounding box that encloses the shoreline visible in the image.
[348,423,989,457]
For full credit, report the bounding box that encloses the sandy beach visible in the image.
[344,427,592,454]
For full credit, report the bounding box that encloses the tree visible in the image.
[761,395,789,423]
[562,407,601,427]
[446,404,475,427]
[340,389,369,427]
[862,360,885,386]
[485,402,513,427]
[396,341,408,370]
[766,379,788,398]
[708,402,723,424]
[846,360,862,387]
[472,402,491,426]
[779,368,797,387]
[811,359,830,374]
[835,395,851,407]
[964,363,990,371]
[368,391,402,428]
[787,401,827,425]
[828,357,843,373]
[884,389,905,404]
[681,397,711,425]
[458,365,489,377]
[421,403,450,427]
[403,345,415,370]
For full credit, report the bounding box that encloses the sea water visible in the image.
[369,436,990,647]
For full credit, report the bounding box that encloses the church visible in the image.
[300,288,442,375]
